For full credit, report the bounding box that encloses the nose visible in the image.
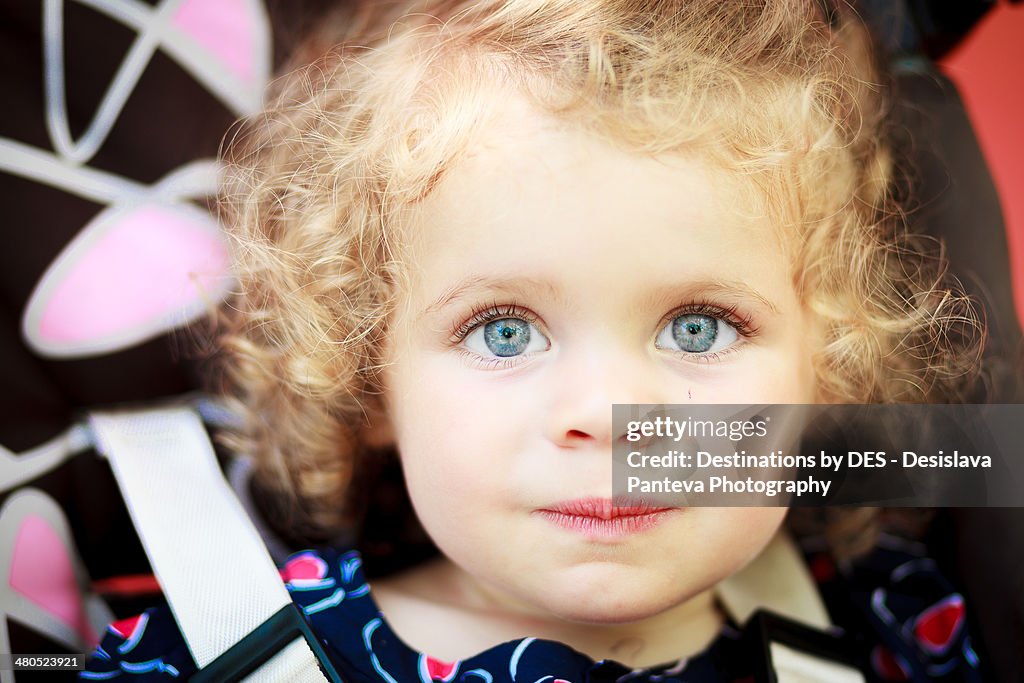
[543,344,657,449]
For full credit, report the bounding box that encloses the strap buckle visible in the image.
[192,603,342,683]
[743,610,866,683]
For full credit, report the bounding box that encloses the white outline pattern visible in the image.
[43,0,269,165]
[0,489,115,683]
[7,0,270,359]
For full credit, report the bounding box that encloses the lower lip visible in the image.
[536,509,676,538]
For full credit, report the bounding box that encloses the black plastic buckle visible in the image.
[192,602,343,683]
[743,610,866,683]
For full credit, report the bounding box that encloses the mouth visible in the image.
[535,497,678,538]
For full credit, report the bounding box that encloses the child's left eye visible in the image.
[464,318,551,358]
[655,313,739,355]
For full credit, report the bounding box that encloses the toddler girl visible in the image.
[84,0,984,680]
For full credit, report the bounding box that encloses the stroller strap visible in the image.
[88,405,329,682]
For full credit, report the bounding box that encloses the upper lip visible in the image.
[539,497,673,519]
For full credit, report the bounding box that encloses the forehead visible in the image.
[398,94,793,309]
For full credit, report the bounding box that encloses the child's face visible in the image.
[379,95,820,624]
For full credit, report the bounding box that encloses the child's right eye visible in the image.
[464,318,551,358]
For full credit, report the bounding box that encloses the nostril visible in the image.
[566,429,592,440]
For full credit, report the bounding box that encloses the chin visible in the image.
[526,570,690,625]
[541,591,677,625]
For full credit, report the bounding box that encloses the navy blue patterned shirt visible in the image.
[81,537,982,682]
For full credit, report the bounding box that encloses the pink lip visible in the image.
[535,497,678,538]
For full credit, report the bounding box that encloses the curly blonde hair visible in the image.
[217,0,983,549]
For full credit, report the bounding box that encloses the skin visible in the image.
[370,94,821,667]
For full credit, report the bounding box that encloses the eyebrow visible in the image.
[422,274,780,317]
[422,274,562,317]
[669,280,781,315]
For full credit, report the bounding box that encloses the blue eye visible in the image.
[465,318,550,358]
[656,313,738,354]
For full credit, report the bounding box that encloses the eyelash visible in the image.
[447,301,541,370]
[657,300,760,364]
[449,301,538,344]
[660,300,760,338]
[448,299,761,365]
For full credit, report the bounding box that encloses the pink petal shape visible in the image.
[25,202,230,357]
[913,594,965,654]
[9,515,96,644]
[172,0,260,85]
[280,552,329,584]
[110,614,144,640]
[871,645,910,681]
[419,654,459,683]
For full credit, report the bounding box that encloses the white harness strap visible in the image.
[717,533,866,683]
[88,406,326,682]
[770,642,866,683]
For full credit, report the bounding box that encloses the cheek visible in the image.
[388,352,476,449]
[697,508,788,572]
[386,355,529,521]
[387,344,542,454]
[760,353,817,402]
[695,351,816,404]
[740,323,820,403]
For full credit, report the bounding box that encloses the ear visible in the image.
[360,397,395,449]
